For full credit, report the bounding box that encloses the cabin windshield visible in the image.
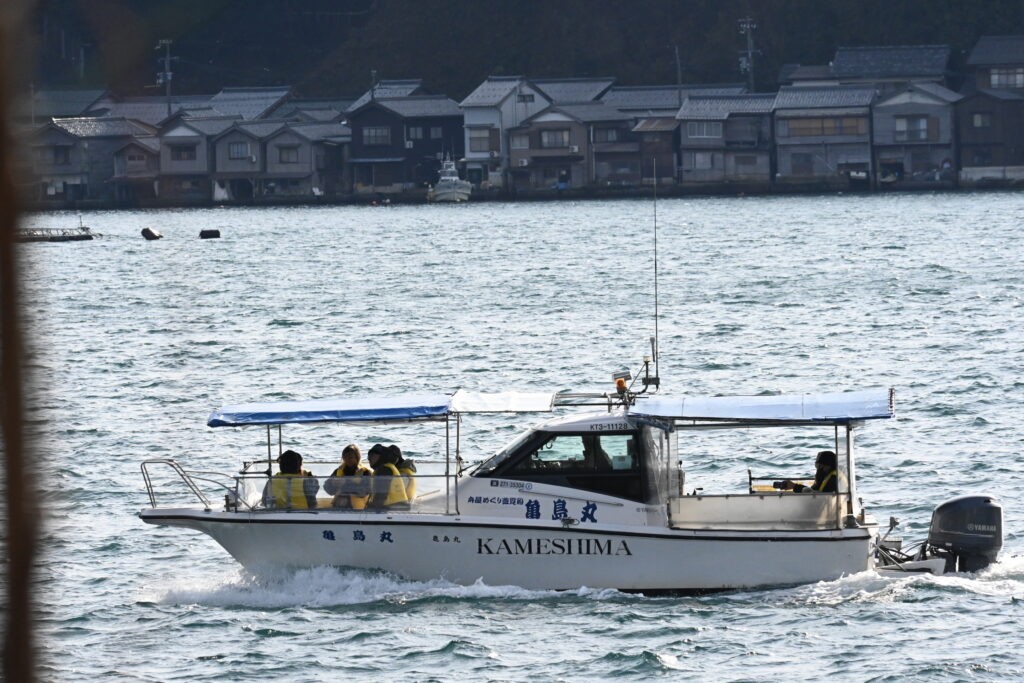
[470,429,536,476]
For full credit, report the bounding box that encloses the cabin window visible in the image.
[972,113,992,129]
[278,145,299,163]
[469,128,491,152]
[492,431,645,501]
[408,126,424,140]
[687,121,722,138]
[990,67,1024,88]
[540,129,570,148]
[228,141,250,160]
[363,126,391,145]
[170,144,197,161]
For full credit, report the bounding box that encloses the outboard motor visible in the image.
[925,495,1002,573]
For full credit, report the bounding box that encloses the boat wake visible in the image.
[153,565,627,608]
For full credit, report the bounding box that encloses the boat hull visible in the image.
[142,508,875,592]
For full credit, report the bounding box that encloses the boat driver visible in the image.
[779,450,839,493]
[262,449,320,509]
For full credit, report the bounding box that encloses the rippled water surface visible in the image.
[18,193,1024,680]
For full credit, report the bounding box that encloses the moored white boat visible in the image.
[427,159,472,202]
[138,364,1001,593]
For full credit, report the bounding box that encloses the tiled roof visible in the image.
[347,80,424,112]
[677,94,776,120]
[374,96,462,118]
[294,108,343,122]
[272,98,355,118]
[208,87,292,120]
[278,122,351,142]
[831,45,951,79]
[87,95,215,125]
[175,117,242,136]
[888,82,963,104]
[967,35,1024,66]
[551,102,628,123]
[230,120,289,138]
[29,89,107,119]
[602,84,746,112]
[122,137,160,153]
[774,86,876,109]
[631,117,679,132]
[782,64,833,82]
[532,77,615,103]
[459,76,528,107]
[971,88,1024,101]
[51,117,156,137]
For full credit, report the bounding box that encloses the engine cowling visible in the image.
[927,495,1002,573]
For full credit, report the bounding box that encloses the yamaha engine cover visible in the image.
[927,495,1003,572]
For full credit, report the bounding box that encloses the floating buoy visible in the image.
[141,227,163,241]
[199,229,221,239]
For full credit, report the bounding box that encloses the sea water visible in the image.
[16,192,1024,680]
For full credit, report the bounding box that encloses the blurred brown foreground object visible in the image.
[1,1,37,681]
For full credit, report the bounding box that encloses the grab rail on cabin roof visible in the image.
[141,459,213,511]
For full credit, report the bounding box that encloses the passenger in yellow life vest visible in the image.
[367,443,410,509]
[781,450,839,493]
[389,444,417,501]
[323,444,372,509]
[262,450,320,509]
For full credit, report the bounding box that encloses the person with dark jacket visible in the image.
[262,449,320,509]
[781,450,839,493]
[323,444,372,509]
[367,443,409,509]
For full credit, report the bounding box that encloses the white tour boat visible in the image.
[139,360,1004,593]
[427,158,472,202]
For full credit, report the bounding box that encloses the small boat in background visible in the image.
[427,158,472,203]
[17,225,97,243]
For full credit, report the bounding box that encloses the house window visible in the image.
[734,155,757,166]
[228,141,250,160]
[511,134,530,149]
[363,126,391,145]
[784,117,866,137]
[469,128,491,153]
[408,126,424,140]
[170,145,197,161]
[517,93,535,103]
[430,126,443,139]
[594,128,619,142]
[972,113,992,128]
[687,121,722,138]
[692,152,714,169]
[53,146,71,165]
[990,67,1024,88]
[540,129,569,148]
[791,153,814,175]
[127,154,146,162]
[278,146,299,163]
[895,115,929,142]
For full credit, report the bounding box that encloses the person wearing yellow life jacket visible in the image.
[367,443,410,509]
[389,444,417,501]
[781,450,839,493]
[262,449,320,509]
[323,443,372,509]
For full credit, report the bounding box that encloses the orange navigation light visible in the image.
[615,377,628,394]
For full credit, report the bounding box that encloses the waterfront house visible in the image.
[112,137,160,203]
[459,76,551,188]
[30,117,156,203]
[955,88,1024,185]
[507,101,635,189]
[602,84,746,184]
[158,116,239,203]
[676,93,775,190]
[871,83,960,189]
[260,122,351,198]
[784,45,952,93]
[210,120,287,200]
[965,35,1024,93]
[773,86,876,189]
[346,93,464,194]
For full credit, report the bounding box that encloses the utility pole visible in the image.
[156,39,173,118]
[738,17,757,92]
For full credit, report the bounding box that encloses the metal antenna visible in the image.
[653,157,659,383]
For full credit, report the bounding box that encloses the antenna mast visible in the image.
[653,157,659,384]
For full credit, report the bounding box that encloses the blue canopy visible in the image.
[628,389,894,424]
[207,391,557,427]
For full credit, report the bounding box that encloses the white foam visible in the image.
[151,566,631,607]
